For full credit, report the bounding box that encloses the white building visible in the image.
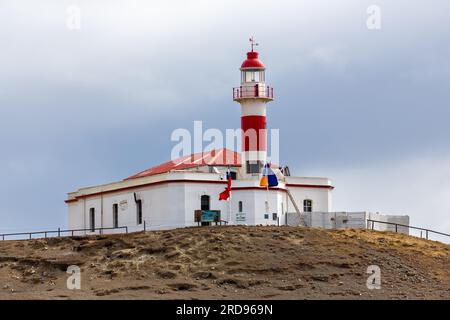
[66,44,407,234]
[66,148,333,232]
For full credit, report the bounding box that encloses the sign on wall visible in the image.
[119,200,128,211]
[202,211,220,222]
[236,213,246,222]
[195,210,221,223]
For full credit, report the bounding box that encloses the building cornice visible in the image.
[66,179,334,203]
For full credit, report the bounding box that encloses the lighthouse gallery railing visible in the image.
[233,84,273,100]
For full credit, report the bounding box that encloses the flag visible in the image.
[259,172,268,187]
[219,188,230,201]
[266,163,278,187]
[260,163,278,187]
[219,167,232,201]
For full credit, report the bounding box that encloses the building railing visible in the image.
[367,219,450,240]
[0,226,129,241]
[233,85,273,100]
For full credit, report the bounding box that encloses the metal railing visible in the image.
[195,220,229,227]
[0,226,129,241]
[233,85,273,100]
[0,218,227,241]
[367,219,450,240]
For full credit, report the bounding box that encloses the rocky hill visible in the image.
[0,226,448,299]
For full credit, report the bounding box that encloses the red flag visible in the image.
[219,188,230,201]
[219,168,232,201]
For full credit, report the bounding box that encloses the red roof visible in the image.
[126,148,241,180]
[241,51,265,69]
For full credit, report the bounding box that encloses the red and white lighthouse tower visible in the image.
[233,38,274,178]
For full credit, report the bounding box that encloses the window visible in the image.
[242,70,264,83]
[303,199,313,212]
[246,71,259,82]
[136,200,143,225]
[89,208,95,232]
[113,204,119,228]
[238,201,243,213]
[272,213,278,221]
[246,161,262,174]
[264,214,269,219]
[201,195,210,211]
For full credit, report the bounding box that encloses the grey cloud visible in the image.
[0,0,449,234]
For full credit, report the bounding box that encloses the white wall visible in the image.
[286,186,331,213]
[286,211,410,235]
[68,183,330,231]
[368,212,410,234]
[223,189,286,226]
[183,182,231,226]
[67,173,333,231]
[68,201,83,229]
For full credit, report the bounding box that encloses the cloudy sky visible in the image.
[0,0,449,240]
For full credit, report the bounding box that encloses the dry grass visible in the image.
[0,226,448,299]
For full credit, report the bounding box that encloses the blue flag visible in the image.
[263,163,278,187]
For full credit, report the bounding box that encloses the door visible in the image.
[200,195,211,226]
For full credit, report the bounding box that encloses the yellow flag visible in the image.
[260,175,268,187]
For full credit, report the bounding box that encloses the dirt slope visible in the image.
[0,226,448,299]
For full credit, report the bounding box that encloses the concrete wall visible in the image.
[216,189,285,226]
[286,211,410,235]
[284,176,333,214]
[286,187,331,214]
[68,183,293,231]
[67,173,332,232]
[367,212,410,234]
[183,182,231,227]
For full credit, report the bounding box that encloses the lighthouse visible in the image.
[233,38,274,179]
[67,40,340,232]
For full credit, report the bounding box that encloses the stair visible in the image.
[286,188,307,227]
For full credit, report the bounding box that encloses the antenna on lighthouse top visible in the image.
[249,36,258,52]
